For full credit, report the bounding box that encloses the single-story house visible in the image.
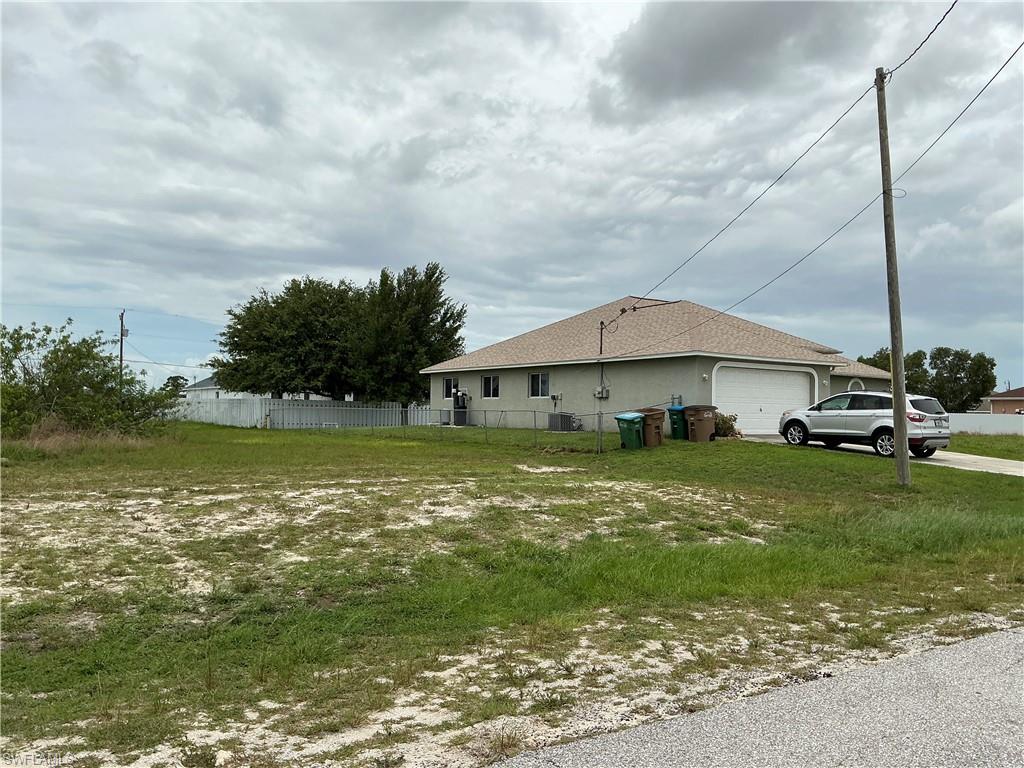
[988,386,1024,414]
[182,375,333,402]
[420,296,891,434]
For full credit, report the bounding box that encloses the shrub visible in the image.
[1,320,178,439]
[715,411,740,438]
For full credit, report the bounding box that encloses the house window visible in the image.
[481,375,499,399]
[528,372,549,398]
[443,377,459,399]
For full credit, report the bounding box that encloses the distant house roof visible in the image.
[185,375,218,390]
[421,296,891,379]
[990,386,1024,400]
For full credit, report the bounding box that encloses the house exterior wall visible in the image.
[991,398,1024,414]
[429,355,838,429]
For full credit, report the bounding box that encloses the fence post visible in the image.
[533,410,538,448]
[483,409,489,444]
[597,411,603,454]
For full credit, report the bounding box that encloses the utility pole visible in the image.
[874,67,911,486]
[597,321,605,454]
[119,309,126,395]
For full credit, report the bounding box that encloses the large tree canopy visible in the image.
[856,346,996,412]
[212,263,465,403]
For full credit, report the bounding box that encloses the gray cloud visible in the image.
[2,2,1021,389]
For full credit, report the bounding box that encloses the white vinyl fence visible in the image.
[949,413,1024,435]
[173,398,432,430]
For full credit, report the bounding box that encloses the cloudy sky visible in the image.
[3,1,1022,389]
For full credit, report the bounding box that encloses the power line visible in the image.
[614,84,876,320]
[124,340,211,372]
[611,40,1023,361]
[886,0,959,78]
[124,358,210,370]
[614,0,965,321]
[893,39,1023,185]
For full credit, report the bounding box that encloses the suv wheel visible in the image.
[910,446,937,458]
[784,421,809,446]
[873,428,896,457]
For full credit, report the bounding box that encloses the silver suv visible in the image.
[779,391,950,458]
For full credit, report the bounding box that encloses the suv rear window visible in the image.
[910,398,945,415]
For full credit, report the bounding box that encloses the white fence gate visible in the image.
[174,398,433,430]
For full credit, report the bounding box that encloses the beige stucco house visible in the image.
[421,297,890,434]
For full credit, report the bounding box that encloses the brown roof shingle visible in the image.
[422,297,891,379]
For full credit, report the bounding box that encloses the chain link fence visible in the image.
[173,398,684,453]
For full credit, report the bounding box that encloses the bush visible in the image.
[715,411,741,438]
[1,320,178,439]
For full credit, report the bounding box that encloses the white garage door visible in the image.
[714,366,813,434]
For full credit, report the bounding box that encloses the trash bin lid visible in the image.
[666,405,686,412]
[615,412,645,422]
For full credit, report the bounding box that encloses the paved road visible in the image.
[745,435,1023,477]
[509,629,1024,768]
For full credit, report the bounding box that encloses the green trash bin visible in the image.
[667,404,688,440]
[614,412,645,449]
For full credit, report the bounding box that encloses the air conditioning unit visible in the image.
[548,412,575,432]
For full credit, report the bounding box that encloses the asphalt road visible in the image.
[745,435,1024,477]
[509,629,1024,768]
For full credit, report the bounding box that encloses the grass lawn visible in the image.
[947,433,1024,462]
[2,423,1022,767]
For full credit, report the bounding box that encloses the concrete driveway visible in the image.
[508,629,1024,768]
[745,435,1024,477]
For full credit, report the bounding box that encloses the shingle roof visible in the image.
[830,358,893,380]
[421,297,891,379]
[991,386,1024,399]
[185,375,218,390]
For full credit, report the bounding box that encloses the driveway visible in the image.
[745,435,1024,477]
[508,629,1024,768]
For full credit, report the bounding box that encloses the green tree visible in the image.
[161,375,190,397]
[212,263,465,404]
[212,277,359,400]
[927,347,996,413]
[0,320,178,438]
[857,345,996,411]
[856,347,931,393]
[350,263,466,403]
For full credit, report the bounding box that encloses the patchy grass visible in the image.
[947,433,1024,462]
[1,423,1022,767]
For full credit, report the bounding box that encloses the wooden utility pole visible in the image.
[874,67,911,486]
[597,321,606,454]
[118,309,126,395]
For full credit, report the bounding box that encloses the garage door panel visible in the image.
[714,366,812,434]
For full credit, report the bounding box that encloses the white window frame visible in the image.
[528,372,550,399]
[847,378,865,391]
[443,377,459,400]
[481,375,500,399]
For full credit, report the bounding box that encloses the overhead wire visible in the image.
[612,83,876,321]
[610,39,1023,361]
[611,0,964,321]
[886,0,959,78]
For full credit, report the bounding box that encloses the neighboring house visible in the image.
[988,386,1024,414]
[182,375,331,402]
[421,297,891,434]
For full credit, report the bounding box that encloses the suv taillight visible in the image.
[907,412,927,423]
